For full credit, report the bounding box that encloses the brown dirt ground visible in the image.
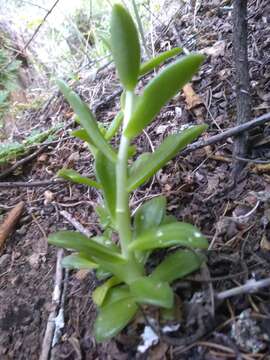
[0,0,270,359]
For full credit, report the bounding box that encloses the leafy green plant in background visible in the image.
[49,4,208,342]
[0,49,21,123]
[0,125,61,166]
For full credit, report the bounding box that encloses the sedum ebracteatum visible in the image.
[48,4,208,342]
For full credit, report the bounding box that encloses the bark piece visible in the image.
[0,201,25,250]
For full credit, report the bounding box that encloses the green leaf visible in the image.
[95,206,112,229]
[61,253,98,269]
[162,215,178,224]
[105,111,124,141]
[96,267,112,281]
[102,285,131,306]
[129,222,208,251]
[57,169,101,189]
[71,128,92,143]
[95,151,116,222]
[134,196,166,236]
[151,249,205,283]
[110,4,140,90]
[124,54,205,139]
[133,196,167,264]
[93,276,122,306]
[97,257,144,284]
[128,145,137,158]
[71,128,98,158]
[48,231,126,264]
[93,235,120,252]
[94,296,138,342]
[139,47,182,76]
[130,277,174,309]
[57,80,116,162]
[128,125,207,191]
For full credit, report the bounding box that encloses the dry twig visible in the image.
[216,277,270,300]
[39,249,64,360]
[60,210,92,237]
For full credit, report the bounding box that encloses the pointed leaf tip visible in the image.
[110,4,140,90]
[124,54,205,139]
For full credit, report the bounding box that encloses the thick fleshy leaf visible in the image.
[128,125,207,191]
[151,249,205,283]
[71,128,98,157]
[93,235,119,252]
[130,277,174,309]
[57,80,116,162]
[72,128,92,143]
[102,285,131,306]
[129,222,208,251]
[48,231,126,264]
[61,253,98,269]
[133,196,167,264]
[96,267,112,281]
[105,111,124,140]
[97,257,144,284]
[139,47,182,76]
[124,54,205,139]
[134,196,166,236]
[95,151,116,221]
[110,4,140,90]
[93,276,122,306]
[94,297,138,342]
[162,215,178,224]
[57,169,101,189]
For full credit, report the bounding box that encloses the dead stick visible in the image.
[39,249,64,360]
[216,277,270,300]
[0,179,66,188]
[60,210,92,237]
[183,112,270,155]
[0,145,48,179]
[0,112,270,189]
[0,201,25,250]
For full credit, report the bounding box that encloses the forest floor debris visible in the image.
[0,0,270,359]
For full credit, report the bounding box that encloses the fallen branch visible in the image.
[0,145,49,179]
[216,277,270,300]
[0,201,25,250]
[39,249,64,360]
[0,179,66,188]
[183,112,270,155]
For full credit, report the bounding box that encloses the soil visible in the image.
[1,1,270,359]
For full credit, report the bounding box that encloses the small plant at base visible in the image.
[48,3,208,342]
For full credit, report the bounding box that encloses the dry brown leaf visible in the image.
[182,83,204,110]
[75,269,90,280]
[260,234,270,251]
[201,40,226,58]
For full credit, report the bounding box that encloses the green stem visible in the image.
[116,91,133,258]
[116,91,144,280]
